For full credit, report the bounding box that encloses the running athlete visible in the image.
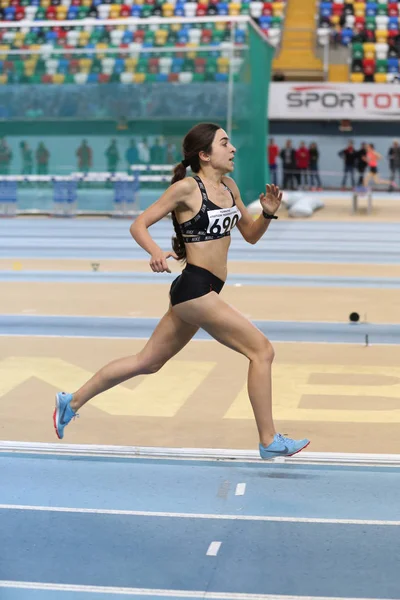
[54,123,310,460]
[363,143,393,189]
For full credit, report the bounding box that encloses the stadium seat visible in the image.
[0,0,288,84]
[320,0,400,83]
[374,71,388,81]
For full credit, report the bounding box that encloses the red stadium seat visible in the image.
[362,57,375,75]
[262,3,273,16]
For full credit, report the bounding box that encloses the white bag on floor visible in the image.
[281,191,304,209]
[286,193,324,218]
[248,192,324,218]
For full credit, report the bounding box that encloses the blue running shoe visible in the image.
[259,433,310,460]
[53,392,78,440]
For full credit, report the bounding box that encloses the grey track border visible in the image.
[1,441,400,467]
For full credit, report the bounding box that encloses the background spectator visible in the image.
[339,140,357,189]
[125,139,139,173]
[388,140,400,189]
[356,142,368,187]
[20,141,33,175]
[76,140,92,173]
[308,142,322,190]
[295,141,310,189]
[268,138,279,186]
[150,137,167,164]
[280,139,296,190]
[36,142,49,175]
[105,139,120,173]
[0,138,12,175]
[166,142,178,165]
[138,137,150,164]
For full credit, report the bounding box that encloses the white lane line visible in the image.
[206,541,221,556]
[0,504,399,526]
[235,483,246,496]
[0,581,397,600]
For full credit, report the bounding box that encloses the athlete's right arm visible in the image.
[129,177,196,270]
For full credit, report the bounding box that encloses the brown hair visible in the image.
[170,122,221,261]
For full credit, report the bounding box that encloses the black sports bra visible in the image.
[178,176,241,243]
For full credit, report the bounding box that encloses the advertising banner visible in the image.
[269,82,400,120]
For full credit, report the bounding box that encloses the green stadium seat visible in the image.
[365,16,376,30]
[0,0,288,84]
[376,58,388,72]
[352,43,364,59]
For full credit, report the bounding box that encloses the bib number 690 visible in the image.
[208,214,239,235]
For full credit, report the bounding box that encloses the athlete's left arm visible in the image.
[223,177,282,245]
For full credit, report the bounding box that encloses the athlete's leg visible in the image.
[173,294,276,447]
[70,308,199,411]
[374,174,393,187]
[364,171,372,187]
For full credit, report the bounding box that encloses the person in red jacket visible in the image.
[267,138,279,185]
[295,141,310,189]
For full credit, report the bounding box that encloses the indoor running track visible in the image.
[1,451,400,600]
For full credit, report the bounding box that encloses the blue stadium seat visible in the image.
[388,57,399,72]
[235,30,246,43]
[319,2,332,18]
[177,32,189,43]
[216,3,229,15]
[122,31,133,42]
[67,7,79,18]
[171,57,184,73]
[58,59,69,74]
[45,31,58,41]
[365,3,378,17]
[4,6,16,20]
[259,15,272,29]
[341,27,354,45]
[114,58,125,73]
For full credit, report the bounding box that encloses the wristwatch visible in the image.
[262,210,278,220]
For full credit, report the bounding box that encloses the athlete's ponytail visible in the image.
[171,161,188,261]
[170,122,221,263]
[171,211,186,261]
[171,161,187,185]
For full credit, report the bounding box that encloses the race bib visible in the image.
[206,207,240,236]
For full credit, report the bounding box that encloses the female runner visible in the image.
[54,122,310,459]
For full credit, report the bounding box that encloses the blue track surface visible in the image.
[2,218,400,263]
[1,453,400,599]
